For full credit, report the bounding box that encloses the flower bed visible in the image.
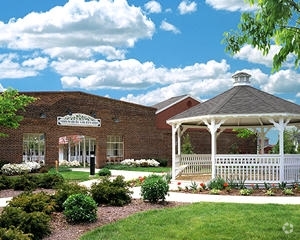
[120,159,160,167]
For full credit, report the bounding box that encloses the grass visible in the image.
[57,170,98,182]
[81,202,300,240]
[104,164,171,173]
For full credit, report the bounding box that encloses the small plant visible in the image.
[63,193,97,224]
[278,181,287,190]
[199,182,206,190]
[0,227,32,240]
[264,182,271,190]
[283,188,294,195]
[239,189,253,196]
[208,177,225,190]
[98,168,111,177]
[189,181,198,192]
[90,175,132,206]
[265,189,275,196]
[177,182,183,191]
[140,174,169,203]
[209,188,220,195]
[54,182,88,212]
[8,191,56,215]
[0,206,51,240]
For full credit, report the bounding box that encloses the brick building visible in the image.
[0,91,256,168]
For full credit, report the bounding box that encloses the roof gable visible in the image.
[152,94,200,114]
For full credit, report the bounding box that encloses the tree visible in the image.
[223,0,300,71]
[0,88,36,137]
[181,134,194,154]
[272,129,298,154]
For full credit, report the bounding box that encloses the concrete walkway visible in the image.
[1,168,299,207]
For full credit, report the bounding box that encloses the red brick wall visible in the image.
[0,92,170,167]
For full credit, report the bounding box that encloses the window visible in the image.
[107,135,123,157]
[23,133,45,164]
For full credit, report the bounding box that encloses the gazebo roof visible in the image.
[167,74,300,127]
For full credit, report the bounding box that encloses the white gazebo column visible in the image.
[269,118,290,182]
[171,124,181,180]
[204,119,225,179]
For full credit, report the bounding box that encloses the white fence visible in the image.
[176,154,300,183]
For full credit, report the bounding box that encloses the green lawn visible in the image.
[104,164,171,173]
[81,202,299,240]
[58,171,98,182]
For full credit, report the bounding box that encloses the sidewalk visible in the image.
[1,168,300,207]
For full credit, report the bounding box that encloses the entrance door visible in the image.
[58,135,96,167]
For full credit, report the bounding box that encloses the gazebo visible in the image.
[167,72,300,185]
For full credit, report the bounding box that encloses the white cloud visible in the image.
[0,0,155,60]
[233,45,280,68]
[144,1,162,13]
[261,69,300,94]
[178,1,197,15]
[205,0,256,12]
[0,53,41,79]
[160,20,181,34]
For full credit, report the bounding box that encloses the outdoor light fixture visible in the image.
[112,115,120,123]
[90,111,96,118]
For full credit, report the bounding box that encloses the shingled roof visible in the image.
[152,94,200,114]
[167,73,300,127]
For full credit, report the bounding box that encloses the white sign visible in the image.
[57,113,101,127]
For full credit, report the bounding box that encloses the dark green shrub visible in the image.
[54,182,88,211]
[208,177,226,190]
[98,167,111,176]
[12,174,38,191]
[63,193,97,224]
[0,227,32,240]
[0,175,13,190]
[140,174,169,203]
[0,160,10,171]
[157,158,168,167]
[0,207,51,240]
[90,176,132,206]
[8,191,56,215]
[37,172,64,189]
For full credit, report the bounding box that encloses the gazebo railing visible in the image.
[179,154,211,175]
[175,154,300,184]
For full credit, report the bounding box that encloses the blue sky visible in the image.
[0,0,299,143]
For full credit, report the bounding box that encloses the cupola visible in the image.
[232,72,251,86]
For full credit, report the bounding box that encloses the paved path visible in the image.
[1,168,299,207]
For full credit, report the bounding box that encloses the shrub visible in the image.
[59,160,81,167]
[8,192,56,215]
[157,158,168,167]
[0,227,32,240]
[0,175,13,190]
[1,162,41,175]
[63,193,97,224]
[120,159,160,167]
[140,174,169,203]
[12,174,38,191]
[98,167,111,177]
[90,176,132,206]
[37,172,64,189]
[0,207,51,240]
[208,177,226,190]
[54,182,88,211]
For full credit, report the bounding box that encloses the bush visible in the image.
[90,176,132,206]
[1,162,41,175]
[0,227,32,240]
[54,182,88,212]
[0,175,13,190]
[208,177,226,190]
[98,168,111,176]
[0,207,51,240]
[140,174,169,203]
[12,174,38,191]
[63,193,97,224]
[37,172,64,189]
[157,158,168,167]
[8,192,56,215]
